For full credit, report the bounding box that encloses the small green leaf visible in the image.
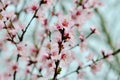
[57,67,62,74]
[49,78,53,80]
[80,0,83,4]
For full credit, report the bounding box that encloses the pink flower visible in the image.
[86,53,94,61]
[31,5,38,11]
[57,14,72,29]
[76,10,81,16]
[78,61,84,67]
[101,50,114,62]
[90,26,96,33]
[0,21,4,30]
[90,61,103,74]
[11,63,18,71]
[0,72,12,80]
[79,33,85,42]
[60,51,75,67]
[62,19,69,27]
[24,1,39,12]
[90,26,100,35]
[79,41,87,51]
[51,51,59,61]
[31,74,39,80]
[1,10,16,21]
[77,71,85,79]
[41,0,55,9]
[16,42,31,57]
[41,53,50,62]
[61,53,67,61]
[25,67,30,74]
[55,23,61,30]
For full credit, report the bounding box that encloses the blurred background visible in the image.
[0,0,120,80]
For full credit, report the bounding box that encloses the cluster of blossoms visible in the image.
[0,0,119,80]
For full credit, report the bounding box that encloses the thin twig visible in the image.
[58,49,120,79]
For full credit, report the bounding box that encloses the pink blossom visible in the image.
[11,63,18,71]
[90,61,103,74]
[1,10,16,21]
[55,23,61,30]
[60,51,75,67]
[62,19,69,27]
[86,53,94,61]
[41,0,55,9]
[0,21,4,30]
[16,42,31,57]
[24,1,39,12]
[90,26,100,35]
[77,71,85,79]
[40,53,49,62]
[0,0,108,80]
[0,72,12,80]
[79,33,85,42]
[57,14,72,29]
[101,50,114,62]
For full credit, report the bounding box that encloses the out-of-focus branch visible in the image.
[95,8,115,51]
[19,0,46,41]
[69,28,96,50]
[58,48,120,80]
[13,1,47,80]
[94,8,120,77]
